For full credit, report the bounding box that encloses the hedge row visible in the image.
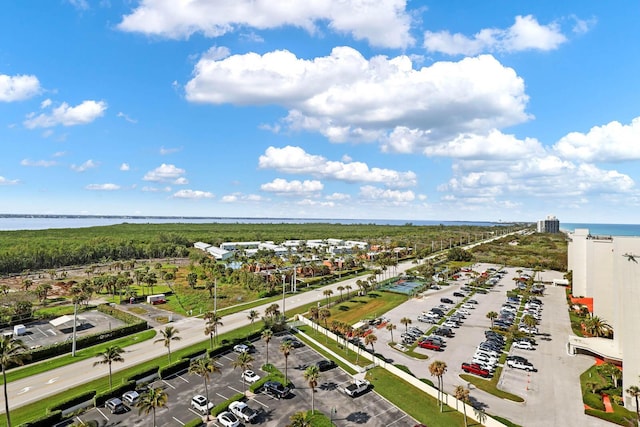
[48,390,96,413]
[183,418,205,427]
[17,410,62,427]
[97,303,145,324]
[181,349,207,361]
[159,358,191,379]
[211,392,244,417]
[127,365,160,382]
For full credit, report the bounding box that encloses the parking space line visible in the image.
[385,413,408,425]
[227,385,243,395]
[188,408,203,417]
[162,379,176,389]
[176,374,189,383]
[172,416,185,425]
[95,408,109,421]
[216,392,229,400]
[247,395,269,409]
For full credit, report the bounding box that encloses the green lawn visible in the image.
[329,291,408,324]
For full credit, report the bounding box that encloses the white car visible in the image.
[241,369,261,384]
[217,411,240,427]
[513,341,534,350]
[191,395,214,414]
[443,321,459,328]
[461,303,474,309]
[457,308,471,315]
[229,401,257,423]
[233,344,250,353]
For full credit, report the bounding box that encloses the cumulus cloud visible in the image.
[0,74,41,102]
[141,186,172,192]
[326,192,351,201]
[261,178,324,195]
[85,183,120,191]
[71,159,98,172]
[120,163,130,171]
[0,176,19,185]
[423,15,567,55]
[117,112,138,123]
[259,146,417,188]
[172,189,214,199]
[160,146,181,155]
[143,163,187,184]
[553,116,640,163]
[221,192,266,203]
[186,47,529,146]
[24,100,107,128]
[21,159,57,167]
[359,185,415,204]
[118,0,414,48]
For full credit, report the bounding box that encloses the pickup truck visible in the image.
[461,363,492,378]
[229,401,257,423]
[418,341,442,351]
[343,379,370,397]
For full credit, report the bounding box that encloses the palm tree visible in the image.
[136,387,168,427]
[345,284,353,299]
[364,333,377,353]
[154,326,181,363]
[280,341,293,385]
[323,289,334,307]
[429,360,447,412]
[204,311,223,347]
[486,311,498,328]
[247,310,259,331]
[309,306,320,333]
[400,317,412,333]
[386,323,396,343]
[233,351,255,395]
[288,411,312,427]
[583,314,612,338]
[1,336,30,427]
[454,385,470,427]
[93,345,125,390]
[262,329,273,365]
[303,365,320,414]
[188,357,220,421]
[337,285,345,301]
[319,308,331,331]
[626,385,640,423]
[522,314,537,334]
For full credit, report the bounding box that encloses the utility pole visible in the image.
[282,274,286,317]
[71,299,78,357]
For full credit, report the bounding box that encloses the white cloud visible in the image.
[67,0,89,10]
[261,178,324,195]
[221,192,266,202]
[120,163,130,171]
[423,15,567,55]
[571,15,597,34]
[297,199,336,208]
[143,163,186,182]
[259,146,417,188]
[553,116,640,163]
[21,159,57,167]
[173,177,189,185]
[85,183,120,191]
[359,185,415,204]
[71,159,98,172]
[41,99,52,108]
[172,189,214,199]
[142,186,172,192]
[0,176,19,185]
[117,112,138,123]
[118,0,414,48]
[187,48,529,145]
[160,146,181,155]
[0,74,41,102]
[53,151,66,157]
[24,100,107,128]
[326,192,351,201]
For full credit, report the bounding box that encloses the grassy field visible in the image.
[329,291,408,324]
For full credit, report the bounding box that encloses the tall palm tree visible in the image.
[204,311,223,347]
[486,311,498,328]
[583,314,612,338]
[345,284,353,299]
[454,385,470,427]
[429,360,448,412]
[386,323,396,343]
[188,357,220,421]
[136,387,168,427]
[337,285,345,301]
[233,351,255,395]
[400,317,412,333]
[280,341,293,384]
[323,289,334,307]
[303,365,320,414]
[626,385,640,423]
[364,333,377,353]
[154,326,181,363]
[247,310,259,331]
[522,314,537,334]
[319,308,331,331]
[309,306,320,333]
[1,337,30,427]
[93,345,125,390]
[262,329,273,365]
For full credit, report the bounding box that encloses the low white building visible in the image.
[194,241,211,251]
[206,246,233,261]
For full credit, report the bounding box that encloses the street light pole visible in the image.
[71,300,78,357]
[282,274,286,318]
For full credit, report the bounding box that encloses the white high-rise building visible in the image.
[537,215,560,233]
[567,228,640,407]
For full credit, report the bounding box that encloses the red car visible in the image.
[418,341,442,351]
[461,362,491,378]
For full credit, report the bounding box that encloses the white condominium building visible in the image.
[567,228,640,408]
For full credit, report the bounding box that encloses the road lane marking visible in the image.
[18,387,31,394]
[47,377,59,384]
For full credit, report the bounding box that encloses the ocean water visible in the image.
[561,223,640,237]
[0,216,507,231]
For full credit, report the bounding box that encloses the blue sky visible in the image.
[1,1,639,223]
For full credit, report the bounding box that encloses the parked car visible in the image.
[461,303,474,309]
[419,341,442,351]
[233,344,250,353]
[453,292,465,298]
[461,362,491,378]
[316,359,338,371]
[435,327,454,337]
[507,359,536,371]
[443,321,459,329]
[241,369,261,384]
[229,401,257,424]
[122,390,140,406]
[191,395,214,414]
[440,298,454,304]
[106,398,126,414]
[281,337,304,348]
[217,411,240,427]
[467,299,478,304]
[262,381,291,399]
[513,341,534,350]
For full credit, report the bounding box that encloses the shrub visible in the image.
[17,410,62,427]
[393,364,415,377]
[97,303,145,324]
[183,418,205,427]
[127,365,160,382]
[583,392,605,411]
[158,358,191,379]
[210,393,244,417]
[48,390,96,412]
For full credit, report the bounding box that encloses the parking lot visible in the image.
[72,331,418,426]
